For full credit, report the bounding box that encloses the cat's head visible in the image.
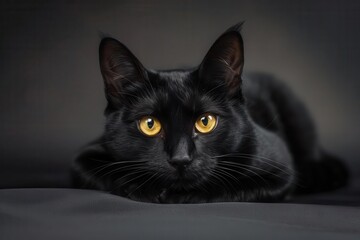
[99,23,254,195]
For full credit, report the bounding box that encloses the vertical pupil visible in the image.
[147,118,154,129]
[201,116,208,126]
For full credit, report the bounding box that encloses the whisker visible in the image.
[215,167,242,185]
[97,164,147,180]
[86,160,146,178]
[217,164,263,188]
[219,161,291,183]
[222,155,293,176]
[112,170,149,192]
[211,169,237,194]
[118,172,150,189]
[212,152,294,172]
[127,172,159,197]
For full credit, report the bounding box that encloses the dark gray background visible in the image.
[1,0,359,188]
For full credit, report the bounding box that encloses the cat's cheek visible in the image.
[192,136,207,154]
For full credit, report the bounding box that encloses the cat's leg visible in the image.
[268,76,349,193]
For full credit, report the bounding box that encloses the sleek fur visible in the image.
[72,23,348,203]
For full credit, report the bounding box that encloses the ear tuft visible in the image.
[224,21,244,34]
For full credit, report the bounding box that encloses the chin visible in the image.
[164,168,210,191]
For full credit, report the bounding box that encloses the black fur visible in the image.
[72,23,348,203]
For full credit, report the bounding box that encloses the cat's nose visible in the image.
[168,137,193,169]
[169,155,192,169]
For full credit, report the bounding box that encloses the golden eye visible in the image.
[139,116,162,136]
[195,113,217,133]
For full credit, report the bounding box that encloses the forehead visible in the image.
[124,70,227,121]
[156,70,192,93]
[151,70,195,115]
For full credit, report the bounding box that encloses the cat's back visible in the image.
[242,72,286,102]
[242,72,287,133]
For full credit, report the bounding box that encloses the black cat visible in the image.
[72,23,348,203]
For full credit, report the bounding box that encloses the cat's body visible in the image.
[72,24,348,203]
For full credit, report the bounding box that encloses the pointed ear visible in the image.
[199,23,244,99]
[99,37,147,106]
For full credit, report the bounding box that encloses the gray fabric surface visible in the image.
[1,188,359,240]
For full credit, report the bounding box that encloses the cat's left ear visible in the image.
[199,23,244,99]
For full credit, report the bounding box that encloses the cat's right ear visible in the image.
[99,38,147,107]
[198,23,244,100]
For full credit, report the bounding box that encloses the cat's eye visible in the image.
[139,116,162,136]
[195,113,217,134]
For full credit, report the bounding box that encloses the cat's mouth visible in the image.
[165,167,211,190]
[162,157,215,190]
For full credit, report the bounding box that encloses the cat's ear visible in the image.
[99,37,147,105]
[199,23,244,99]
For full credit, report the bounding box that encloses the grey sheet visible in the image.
[1,188,359,240]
